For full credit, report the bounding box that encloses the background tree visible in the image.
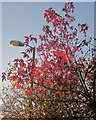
[2,2,96,119]
[1,84,42,119]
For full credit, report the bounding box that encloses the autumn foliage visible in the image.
[2,2,96,119]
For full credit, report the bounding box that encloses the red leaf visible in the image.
[29,34,33,38]
[26,79,31,83]
[74,46,78,52]
[2,73,6,81]
[24,36,29,39]
[66,46,71,52]
[25,90,33,96]
[58,91,62,97]
[62,53,68,62]
[13,58,19,62]
[24,39,29,46]
[18,70,23,76]
[1,115,9,119]
[21,52,29,58]
[26,47,33,53]
[8,71,12,76]
[34,38,37,43]
[17,85,22,90]
[19,61,25,67]
[14,62,18,67]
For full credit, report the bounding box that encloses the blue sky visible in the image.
[0,2,94,118]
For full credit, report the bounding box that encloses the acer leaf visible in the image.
[33,38,37,43]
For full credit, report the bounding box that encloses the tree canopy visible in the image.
[2,2,96,119]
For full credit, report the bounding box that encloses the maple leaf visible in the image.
[7,71,12,76]
[24,36,29,39]
[58,91,62,97]
[19,60,25,67]
[66,46,71,52]
[2,73,6,81]
[18,70,23,76]
[33,38,37,43]
[73,46,78,52]
[24,36,29,45]
[25,90,33,96]
[13,58,19,62]
[17,85,22,90]
[21,52,29,58]
[62,53,68,62]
